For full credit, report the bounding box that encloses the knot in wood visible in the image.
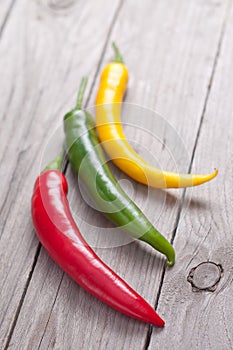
[187,261,223,292]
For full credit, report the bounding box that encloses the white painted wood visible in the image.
[150,2,233,350]
[0,0,122,348]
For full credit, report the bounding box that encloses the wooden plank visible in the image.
[6,1,228,350]
[0,0,122,348]
[149,2,233,349]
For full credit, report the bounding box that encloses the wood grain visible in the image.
[150,2,233,350]
[0,0,122,348]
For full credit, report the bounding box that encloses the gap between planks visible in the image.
[3,245,42,350]
[2,1,125,349]
[0,0,17,40]
[144,1,232,349]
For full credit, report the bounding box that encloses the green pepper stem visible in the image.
[112,42,124,64]
[76,77,88,110]
[43,150,64,173]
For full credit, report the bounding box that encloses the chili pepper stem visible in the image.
[76,77,88,110]
[112,42,124,64]
[43,150,64,173]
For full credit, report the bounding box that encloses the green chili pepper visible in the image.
[64,78,175,266]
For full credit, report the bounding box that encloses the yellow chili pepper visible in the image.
[95,43,218,189]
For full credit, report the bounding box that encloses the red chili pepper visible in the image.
[31,155,165,327]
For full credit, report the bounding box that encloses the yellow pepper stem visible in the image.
[112,42,124,64]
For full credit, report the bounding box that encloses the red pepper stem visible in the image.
[76,77,88,110]
[112,42,124,64]
[43,150,64,173]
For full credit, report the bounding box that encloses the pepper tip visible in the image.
[152,316,165,327]
[166,260,175,267]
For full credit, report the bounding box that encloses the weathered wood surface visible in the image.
[0,0,232,349]
[150,2,233,349]
[0,0,123,348]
